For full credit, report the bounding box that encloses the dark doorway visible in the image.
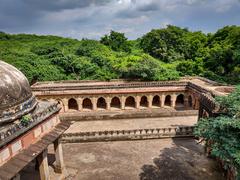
[176,94,184,107]
[164,95,171,107]
[152,95,160,107]
[68,98,78,110]
[82,98,92,110]
[97,97,107,109]
[125,96,135,108]
[140,96,148,107]
[110,97,121,109]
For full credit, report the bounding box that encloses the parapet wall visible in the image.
[61,126,195,143]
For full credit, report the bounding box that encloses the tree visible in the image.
[140,25,188,62]
[176,60,203,76]
[113,54,179,80]
[204,26,240,83]
[194,86,240,178]
[100,30,131,52]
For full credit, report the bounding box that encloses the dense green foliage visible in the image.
[140,25,240,83]
[0,25,239,84]
[194,86,240,177]
[100,30,131,52]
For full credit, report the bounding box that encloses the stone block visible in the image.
[0,148,10,164]
[11,140,22,155]
[34,126,42,138]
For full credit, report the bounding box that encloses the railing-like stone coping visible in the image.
[32,81,188,92]
[0,103,61,148]
[187,82,213,95]
[183,76,223,86]
[32,76,225,92]
[61,126,195,143]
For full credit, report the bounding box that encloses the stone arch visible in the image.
[82,98,93,110]
[110,97,121,109]
[164,95,171,106]
[125,96,136,108]
[152,95,160,107]
[140,96,148,108]
[176,94,184,107]
[97,97,107,110]
[68,98,78,110]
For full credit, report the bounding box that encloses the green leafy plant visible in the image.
[20,114,31,127]
[194,86,240,178]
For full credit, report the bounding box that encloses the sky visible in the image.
[0,0,240,40]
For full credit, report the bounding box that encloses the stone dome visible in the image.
[0,60,37,123]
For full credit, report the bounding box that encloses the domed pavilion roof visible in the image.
[0,60,37,124]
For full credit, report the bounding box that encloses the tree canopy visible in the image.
[100,30,131,53]
[0,25,239,84]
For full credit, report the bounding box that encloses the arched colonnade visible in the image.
[41,93,199,112]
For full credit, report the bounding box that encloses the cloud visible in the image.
[0,0,239,39]
[22,0,113,11]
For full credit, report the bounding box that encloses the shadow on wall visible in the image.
[139,138,224,180]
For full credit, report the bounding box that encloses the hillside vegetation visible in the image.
[0,25,239,84]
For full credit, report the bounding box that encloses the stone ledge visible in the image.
[60,109,198,121]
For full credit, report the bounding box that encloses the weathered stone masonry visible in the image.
[31,77,234,117]
[32,80,210,113]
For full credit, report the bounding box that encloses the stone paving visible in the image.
[49,138,224,180]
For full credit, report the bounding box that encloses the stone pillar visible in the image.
[195,99,200,109]
[92,97,97,111]
[121,96,126,110]
[58,101,64,113]
[159,97,162,107]
[147,95,153,108]
[106,97,111,110]
[136,96,140,109]
[184,96,189,108]
[161,95,165,107]
[62,98,69,112]
[54,138,65,174]
[171,95,176,108]
[77,98,82,111]
[37,149,50,180]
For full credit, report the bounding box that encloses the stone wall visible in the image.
[0,103,61,166]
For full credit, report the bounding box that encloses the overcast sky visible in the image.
[0,0,240,40]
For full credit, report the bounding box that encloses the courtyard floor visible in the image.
[21,138,224,180]
[64,115,198,133]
